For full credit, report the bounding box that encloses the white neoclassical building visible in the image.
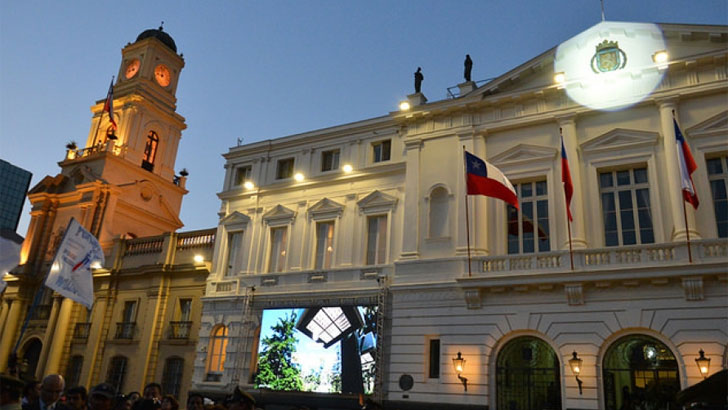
[191,21,728,410]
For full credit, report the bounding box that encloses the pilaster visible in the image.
[43,297,73,374]
[400,139,421,260]
[558,116,587,249]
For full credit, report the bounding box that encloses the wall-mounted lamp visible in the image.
[554,72,566,84]
[294,172,305,182]
[695,349,710,378]
[342,164,353,174]
[399,101,411,111]
[243,181,255,190]
[193,254,205,264]
[452,352,468,392]
[568,351,583,395]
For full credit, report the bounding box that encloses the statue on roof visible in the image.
[464,54,473,82]
[414,67,424,94]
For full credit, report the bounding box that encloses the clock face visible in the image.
[125,59,140,79]
[154,64,171,87]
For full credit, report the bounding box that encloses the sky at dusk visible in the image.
[1,1,726,236]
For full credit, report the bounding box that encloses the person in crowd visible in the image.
[141,385,161,404]
[23,375,65,410]
[64,387,86,410]
[159,396,177,410]
[21,381,41,408]
[125,394,139,407]
[1,374,26,410]
[185,395,203,410]
[223,388,255,410]
[87,384,114,410]
[112,396,131,410]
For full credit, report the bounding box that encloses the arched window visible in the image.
[161,356,184,399]
[205,325,228,381]
[496,336,561,410]
[65,355,84,388]
[141,131,159,171]
[428,187,449,238]
[106,355,128,394]
[603,335,680,410]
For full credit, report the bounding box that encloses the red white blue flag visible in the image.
[674,119,699,209]
[561,136,574,221]
[103,77,117,130]
[465,151,519,209]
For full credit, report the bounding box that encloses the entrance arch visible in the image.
[21,338,42,379]
[602,334,680,410]
[496,336,562,410]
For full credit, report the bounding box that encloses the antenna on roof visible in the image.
[237,137,243,146]
[600,0,605,21]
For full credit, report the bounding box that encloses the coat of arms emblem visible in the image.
[590,39,627,73]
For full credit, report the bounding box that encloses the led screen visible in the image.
[254,305,377,395]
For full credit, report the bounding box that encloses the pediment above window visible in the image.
[581,128,659,155]
[263,204,296,226]
[490,144,558,168]
[220,211,250,231]
[308,198,344,220]
[357,190,397,214]
[685,111,728,138]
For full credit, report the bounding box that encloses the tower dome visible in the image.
[135,25,177,52]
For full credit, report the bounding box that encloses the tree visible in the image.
[254,311,304,391]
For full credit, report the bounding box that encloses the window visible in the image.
[429,187,449,238]
[161,357,185,399]
[116,300,137,339]
[206,325,228,379]
[65,355,83,388]
[224,231,244,277]
[366,215,387,265]
[276,158,294,179]
[106,356,128,394]
[372,140,391,163]
[508,181,550,254]
[321,150,340,172]
[428,339,440,379]
[122,300,137,322]
[599,168,654,246]
[234,166,251,186]
[268,227,288,272]
[178,299,192,322]
[707,156,728,237]
[170,299,192,339]
[141,131,159,171]
[315,221,335,269]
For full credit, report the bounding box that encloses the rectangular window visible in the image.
[315,221,335,269]
[178,299,192,322]
[321,150,340,172]
[707,156,728,238]
[122,301,137,323]
[599,168,654,246]
[428,339,440,379]
[366,215,387,265]
[508,180,550,254]
[372,140,391,163]
[276,158,295,180]
[224,231,243,277]
[268,227,288,272]
[234,166,251,186]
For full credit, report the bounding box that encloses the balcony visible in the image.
[73,322,91,340]
[114,322,136,340]
[168,321,193,339]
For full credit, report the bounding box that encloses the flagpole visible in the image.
[566,210,574,271]
[682,198,693,263]
[463,146,472,278]
[93,76,115,146]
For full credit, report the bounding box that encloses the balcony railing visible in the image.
[73,322,91,340]
[204,373,222,382]
[30,304,52,320]
[65,140,126,161]
[114,322,136,340]
[168,321,193,339]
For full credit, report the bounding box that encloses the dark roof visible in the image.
[135,26,177,52]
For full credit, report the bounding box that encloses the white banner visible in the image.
[44,218,104,309]
[0,233,23,294]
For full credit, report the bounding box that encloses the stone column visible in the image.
[0,298,25,371]
[42,298,74,374]
[657,99,698,241]
[400,139,421,260]
[558,116,587,249]
[0,300,9,336]
[36,296,62,377]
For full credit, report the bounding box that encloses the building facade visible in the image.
[192,22,727,409]
[0,27,213,399]
[0,159,32,232]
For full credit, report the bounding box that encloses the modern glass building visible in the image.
[0,159,32,231]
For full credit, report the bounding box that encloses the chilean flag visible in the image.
[674,119,699,209]
[465,151,519,209]
[103,77,117,130]
[561,136,574,221]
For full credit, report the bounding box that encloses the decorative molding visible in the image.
[464,289,482,309]
[489,143,558,169]
[581,128,660,155]
[308,198,344,220]
[357,190,398,214]
[685,110,728,139]
[219,211,250,231]
[262,204,296,226]
[681,277,704,301]
[308,272,328,283]
[564,283,584,305]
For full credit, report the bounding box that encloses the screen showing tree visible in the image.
[254,305,377,394]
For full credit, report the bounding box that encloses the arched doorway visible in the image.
[21,338,42,379]
[603,334,680,410]
[496,336,562,410]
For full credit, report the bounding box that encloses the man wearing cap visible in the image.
[1,374,25,410]
[87,384,114,410]
[224,387,255,410]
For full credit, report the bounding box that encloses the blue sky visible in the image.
[1,1,725,235]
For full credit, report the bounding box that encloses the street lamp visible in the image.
[695,349,710,378]
[452,352,468,391]
[568,351,583,395]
